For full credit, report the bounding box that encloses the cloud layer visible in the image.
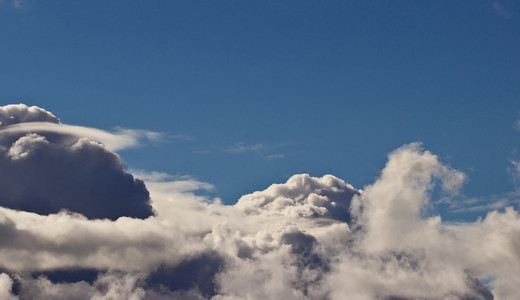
[0,104,519,299]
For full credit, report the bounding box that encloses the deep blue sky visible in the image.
[1,0,519,211]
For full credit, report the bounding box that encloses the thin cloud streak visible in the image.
[492,1,513,19]
[0,122,162,151]
[224,142,265,153]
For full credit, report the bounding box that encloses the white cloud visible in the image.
[195,141,289,160]
[1,122,161,152]
[267,153,284,160]
[7,133,49,160]
[509,160,520,186]
[236,173,358,222]
[1,104,519,299]
[224,142,264,153]
[0,104,59,127]
[453,198,513,213]
[0,149,502,298]
[492,1,513,19]
[0,104,162,152]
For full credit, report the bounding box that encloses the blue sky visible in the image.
[1,0,519,215]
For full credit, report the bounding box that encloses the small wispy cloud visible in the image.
[224,142,264,153]
[449,189,520,213]
[0,122,164,151]
[492,1,513,19]
[115,127,194,144]
[6,0,30,11]
[12,0,23,9]
[508,160,520,187]
[514,119,520,131]
[129,169,207,185]
[451,198,513,213]
[0,0,32,11]
[222,141,290,160]
[267,153,285,160]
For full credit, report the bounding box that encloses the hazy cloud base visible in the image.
[0,104,518,299]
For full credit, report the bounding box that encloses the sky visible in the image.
[0,1,520,299]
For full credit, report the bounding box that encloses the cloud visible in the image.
[1,123,161,152]
[0,104,60,126]
[515,118,520,131]
[1,104,519,299]
[236,173,359,222]
[451,196,514,213]
[0,273,17,300]
[224,142,264,153]
[449,157,520,214]
[0,104,162,152]
[14,272,146,300]
[509,160,520,186]
[267,153,284,160]
[0,0,29,11]
[0,104,154,220]
[11,0,23,10]
[223,142,290,160]
[492,1,513,19]
[195,141,289,160]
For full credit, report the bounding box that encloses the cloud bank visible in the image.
[0,104,518,299]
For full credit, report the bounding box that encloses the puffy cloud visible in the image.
[0,104,59,127]
[350,143,465,252]
[0,104,153,220]
[236,173,359,222]
[1,104,519,299]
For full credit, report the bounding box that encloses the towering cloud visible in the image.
[0,104,153,220]
[0,104,518,299]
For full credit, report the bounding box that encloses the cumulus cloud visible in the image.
[0,104,153,220]
[236,173,359,222]
[0,104,60,126]
[1,104,519,299]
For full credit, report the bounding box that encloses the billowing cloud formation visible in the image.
[0,104,153,220]
[0,105,519,299]
[236,173,359,222]
[0,104,60,126]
